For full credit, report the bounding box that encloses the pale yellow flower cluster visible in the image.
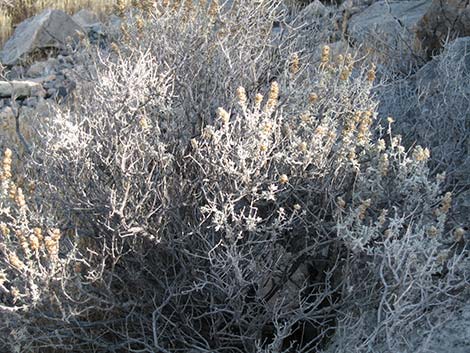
[412,145,430,162]
[1,148,12,181]
[290,53,299,75]
[254,93,264,110]
[357,199,371,220]
[44,228,62,256]
[265,81,279,112]
[440,192,452,214]
[320,45,330,67]
[367,63,376,82]
[217,107,230,124]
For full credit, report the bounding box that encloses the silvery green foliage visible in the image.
[0,1,467,352]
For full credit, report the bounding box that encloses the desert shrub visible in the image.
[377,37,470,226]
[0,1,467,352]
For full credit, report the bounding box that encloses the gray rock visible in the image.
[297,0,327,17]
[347,0,432,43]
[416,0,470,58]
[26,58,58,77]
[30,74,57,85]
[72,9,100,28]
[0,81,45,98]
[1,9,85,66]
[73,9,106,44]
[415,37,470,92]
[106,14,123,39]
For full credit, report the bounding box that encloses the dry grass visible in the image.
[0,0,132,45]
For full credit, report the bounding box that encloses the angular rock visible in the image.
[73,9,106,43]
[295,0,327,16]
[72,9,100,28]
[347,0,432,44]
[415,0,470,57]
[415,37,470,92]
[0,81,45,98]
[1,9,85,66]
[26,58,58,77]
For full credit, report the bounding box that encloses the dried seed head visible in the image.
[265,81,279,111]
[236,86,247,106]
[8,253,24,270]
[29,235,39,252]
[139,117,150,130]
[262,123,273,134]
[279,174,289,184]
[300,113,311,123]
[298,142,307,152]
[367,63,376,82]
[454,227,465,242]
[427,225,438,237]
[10,287,20,302]
[190,138,198,150]
[436,172,446,183]
[412,145,430,162]
[254,93,263,109]
[358,199,371,220]
[50,228,61,241]
[0,223,9,236]
[208,0,219,19]
[4,148,12,159]
[309,92,318,104]
[440,192,452,214]
[378,209,388,226]
[321,45,330,65]
[110,42,120,53]
[33,227,43,242]
[1,148,12,180]
[115,0,127,17]
[336,54,344,65]
[217,107,230,124]
[15,187,26,208]
[337,196,346,209]
[290,53,299,75]
[44,236,58,256]
[339,68,351,81]
[136,16,144,33]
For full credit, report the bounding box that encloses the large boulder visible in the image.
[1,9,85,66]
[415,37,470,91]
[347,0,432,70]
[0,81,45,98]
[72,9,106,44]
[415,0,470,58]
[347,0,432,44]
